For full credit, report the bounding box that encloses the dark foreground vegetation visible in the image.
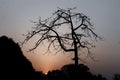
[0,35,119,80]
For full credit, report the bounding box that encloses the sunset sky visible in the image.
[0,0,120,79]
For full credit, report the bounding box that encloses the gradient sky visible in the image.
[0,0,120,79]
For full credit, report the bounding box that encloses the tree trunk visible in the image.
[74,48,79,67]
[69,10,79,68]
[73,37,79,68]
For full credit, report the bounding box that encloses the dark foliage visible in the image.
[113,74,120,80]
[0,36,43,80]
[45,64,107,80]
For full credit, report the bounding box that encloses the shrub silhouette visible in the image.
[45,64,107,80]
[0,36,42,80]
[46,70,65,80]
[61,64,91,80]
[113,74,120,80]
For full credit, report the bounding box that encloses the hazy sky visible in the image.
[0,0,120,79]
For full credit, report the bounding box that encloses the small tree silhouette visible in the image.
[23,8,100,67]
[113,74,120,80]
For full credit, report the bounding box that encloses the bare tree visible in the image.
[23,8,100,67]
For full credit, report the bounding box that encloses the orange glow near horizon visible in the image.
[22,45,73,74]
[22,40,98,74]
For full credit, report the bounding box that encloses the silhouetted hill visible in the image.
[0,36,42,80]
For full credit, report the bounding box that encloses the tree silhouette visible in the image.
[45,64,107,80]
[113,74,120,80]
[23,8,100,67]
